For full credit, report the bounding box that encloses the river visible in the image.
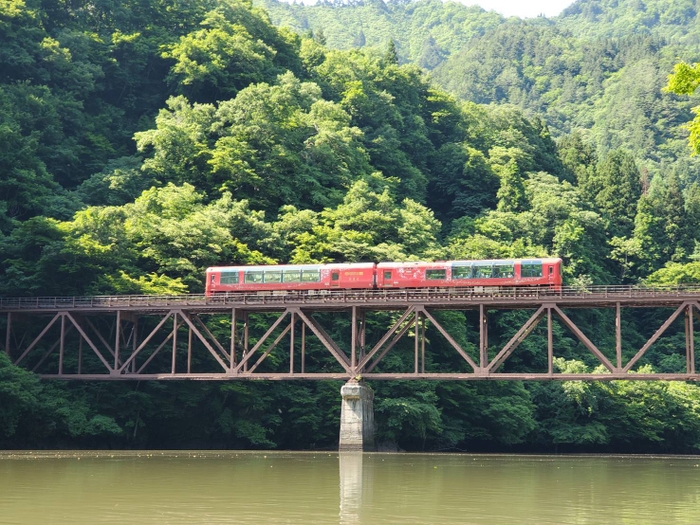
[0,451,698,524]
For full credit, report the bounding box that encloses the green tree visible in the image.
[584,150,642,238]
[384,38,399,65]
[495,160,526,212]
[163,9,278,102]
[429,144,498,221]
[665,60,700,155]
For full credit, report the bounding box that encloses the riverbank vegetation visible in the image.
[3,0,700,452]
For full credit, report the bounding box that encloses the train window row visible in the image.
[243,269,321,284]
[219,261,545,285]
[521,261,543,278]
[448,262,517,280]
[420,262,542,280]
[220,271,239,284]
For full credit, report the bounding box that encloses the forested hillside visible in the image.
[257,0,505,67]
[3,0,700,453]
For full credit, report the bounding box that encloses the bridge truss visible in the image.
[1,286,700,381]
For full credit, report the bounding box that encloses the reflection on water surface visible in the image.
[0,451,698,524]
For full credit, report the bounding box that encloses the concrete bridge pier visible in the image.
[339,380,375,451]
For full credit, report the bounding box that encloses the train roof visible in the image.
[207,263,376,272]
[376,258,561,268]
[207,258,562,273]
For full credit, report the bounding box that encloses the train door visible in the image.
[331,271,340,287]
[382,270,393,287]
[550,259,563,288]
[206,272,216,295]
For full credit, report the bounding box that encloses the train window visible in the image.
[473,264,493,279]
[426,269,447,280]
[452,265,472,279]
[331,272,339,281]
[549,266,554,275]
[264,271,282,283]
[301,269,321,282]
[384,271,392,280]
[493,263,514,278]
[521,261,543,278]
[211,274,216,283]
[244,271,263,283]
[220,271,239,284]
[283,269,301,283]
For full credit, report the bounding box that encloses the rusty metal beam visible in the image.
[488,306,546,373]
[616,303,622,371]
[247,324,293,374]
[420,307,478,372]
[83,318,112,354]
[192,314,229,363]
[552,305,615,372]
[31,325,74,373]
[234,311,290,373]
[414,310,420,374]
[118,312,175,373]
[172,312,178,374]
[58,314,65,375]
[64,312,113,373]
[289,312,295,374]
[351,307,357,372]
[114,310,121,371]
[480,304,488,369]
[301,322,306,373]
[294,309,351,373]
[687,304,695,375]
[243,313,249,373]
[136,319,184,374]
[364,316,414,374]
[4,312,10,356]
[421,314,426,374]
[230,308,237,369]
[547,307,553,375]
[188,325,193,374]
[14,313,61,365]
[83,317,119,366]
[623,302,688,373]
[35,372,700,382]
[357,307,415,370]
[177,311,229,373]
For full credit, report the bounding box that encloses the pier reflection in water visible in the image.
[339,452,368,525]
[1,451,699,524]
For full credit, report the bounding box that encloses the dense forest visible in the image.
[4,0,700,452]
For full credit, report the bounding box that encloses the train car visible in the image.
[205,263,376,295]
[376,258,562,289]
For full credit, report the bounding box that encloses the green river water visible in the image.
[0,451,698,524]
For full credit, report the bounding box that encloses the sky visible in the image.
[464,0,575,18]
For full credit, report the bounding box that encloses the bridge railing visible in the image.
[0,294,206,310]
[3,284,700,311]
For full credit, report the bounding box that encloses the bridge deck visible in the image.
[3,285,700,313]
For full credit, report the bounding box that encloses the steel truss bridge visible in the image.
[2,285,700,381]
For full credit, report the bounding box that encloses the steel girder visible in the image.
[2,301,700,381]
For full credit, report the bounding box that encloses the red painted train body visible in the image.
[205,258,563,295]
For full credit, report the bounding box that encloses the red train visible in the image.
[205,258,563,295]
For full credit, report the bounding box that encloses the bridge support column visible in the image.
[339,380,375,451]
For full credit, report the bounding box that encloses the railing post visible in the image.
[4,312,11,357]
[480,303,488,369]
[547,307,553,375]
